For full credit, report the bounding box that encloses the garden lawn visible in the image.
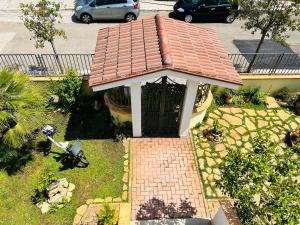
[192,107,300,199]
[0,110,126,225]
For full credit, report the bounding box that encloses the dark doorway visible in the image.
[142,76,186,136]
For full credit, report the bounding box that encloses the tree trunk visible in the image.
[50,41,64,75]
[246,32,267,73]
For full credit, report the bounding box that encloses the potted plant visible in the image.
[222,89,234,104]
[206,119,224,143]
[287,126,300,147]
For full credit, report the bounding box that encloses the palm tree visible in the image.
[0,69,45,149]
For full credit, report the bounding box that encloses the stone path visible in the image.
[193,107,300,198]
[131,137,209,220]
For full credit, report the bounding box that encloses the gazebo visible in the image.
[89,15,242,137]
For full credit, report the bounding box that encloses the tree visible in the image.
[238,0,300,72]
[20,0,67,74]
[217,131,300,224]
[0,69,45,149]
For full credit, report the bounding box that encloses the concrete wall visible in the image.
[241,75,300,94]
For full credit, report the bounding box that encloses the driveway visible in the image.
[131,137,209,220]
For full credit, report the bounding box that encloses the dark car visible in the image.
[172,0,239,23]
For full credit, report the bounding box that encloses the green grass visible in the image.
[0,97,126,225]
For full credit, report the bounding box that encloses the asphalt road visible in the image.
[0,10,300,54]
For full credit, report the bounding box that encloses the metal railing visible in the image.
[0,53,300,76]
[0,54,94,76]
[229,53,300,75]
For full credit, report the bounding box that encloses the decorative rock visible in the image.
[219,108,231,113]
[198,158,205,170]
[202,172,208,180]
[122,173,129,182]
[73,214,82,225]
[230,108,243,114]
[77,204,88,216]
[68,183,76,192]
[196,149,204,157]
[219,119,230,128]
[67,192,73,198]
[86,199,94,204]
[123,153,128,159]
[207,168,212,174]
[123,184,128,191]
[226,136,235,145]
[266,97,279,109]
[242,135,250,142]
[122,191,128,201]
[123,160,128,166]
[235,126,247,135]
[41,202,51,214]
[201,142,210,148]
[256,110,267,117]
[113,197,122,202]
[105,197,113,202]
[124,166,129,173]
[93,198,104,203]
[60,178,69,188]
[207,174,214,181]
[65,196,71,202]
[258,120,268,129]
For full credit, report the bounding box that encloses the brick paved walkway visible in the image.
[131,137,209,220]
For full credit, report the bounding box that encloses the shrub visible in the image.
[98,204,118,225]
[50,68,82,111]
[32,171,58,204]
[273,87,290,102]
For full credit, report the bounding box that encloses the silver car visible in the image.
[74,0,140,23]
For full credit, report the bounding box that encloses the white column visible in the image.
[179,80,199,137]
[130,82,142,137]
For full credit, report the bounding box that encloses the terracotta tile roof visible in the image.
[89,15,242,87]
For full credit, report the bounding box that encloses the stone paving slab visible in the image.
[131,137,209,220]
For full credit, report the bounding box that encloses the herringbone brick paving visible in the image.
[131,137,210,220]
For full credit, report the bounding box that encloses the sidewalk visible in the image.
[0,0,174,11]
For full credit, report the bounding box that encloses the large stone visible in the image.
[86,199,93,204]
[243,109,256,116]
[219,119,230,128]
[123,160,128,166]
[219,108,231,113]
[276,109,291,121]
[68,183,76,192]
[93,198,104,203]
[105,197,113,202]
[41,202,51,214]
[122,173,129,182]
[67,192,73,198]
[207,157,215,167]
[266,97,279,109]
[123,153,129,159]
[223,114,243,126]
[113,197,122,202]
[73,214,82,225]
[215,144,226,152]
[226,136,235,145]
[123,184,128,191]
[256,110,267,117]
[124,166,129,173]
[230,108,243,114]
[198,158,205,170]
[60,178,69,188]
[76,204,88,216]
[122,191,128,201]
[235,126,247,135]
[258,120,268,129]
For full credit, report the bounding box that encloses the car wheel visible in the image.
[225,14,235,23]
[125,13,136,22]
[81,13,92,24]
[184,14,193,23]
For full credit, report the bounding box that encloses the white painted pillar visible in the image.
[130,82,142,137]
[179,80,199,137]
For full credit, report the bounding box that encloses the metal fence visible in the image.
[0,54,94,76]
[229,53,300,75]
[0,53,300,76]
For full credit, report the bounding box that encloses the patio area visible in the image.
[192,106,300,199]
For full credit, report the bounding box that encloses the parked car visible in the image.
[172,0,239,23]
[74,0,140,23]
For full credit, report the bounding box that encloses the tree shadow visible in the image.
[136,198,197,220]
[51,151,88,171]
[0,146,33,176]
[64,104,115,141]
